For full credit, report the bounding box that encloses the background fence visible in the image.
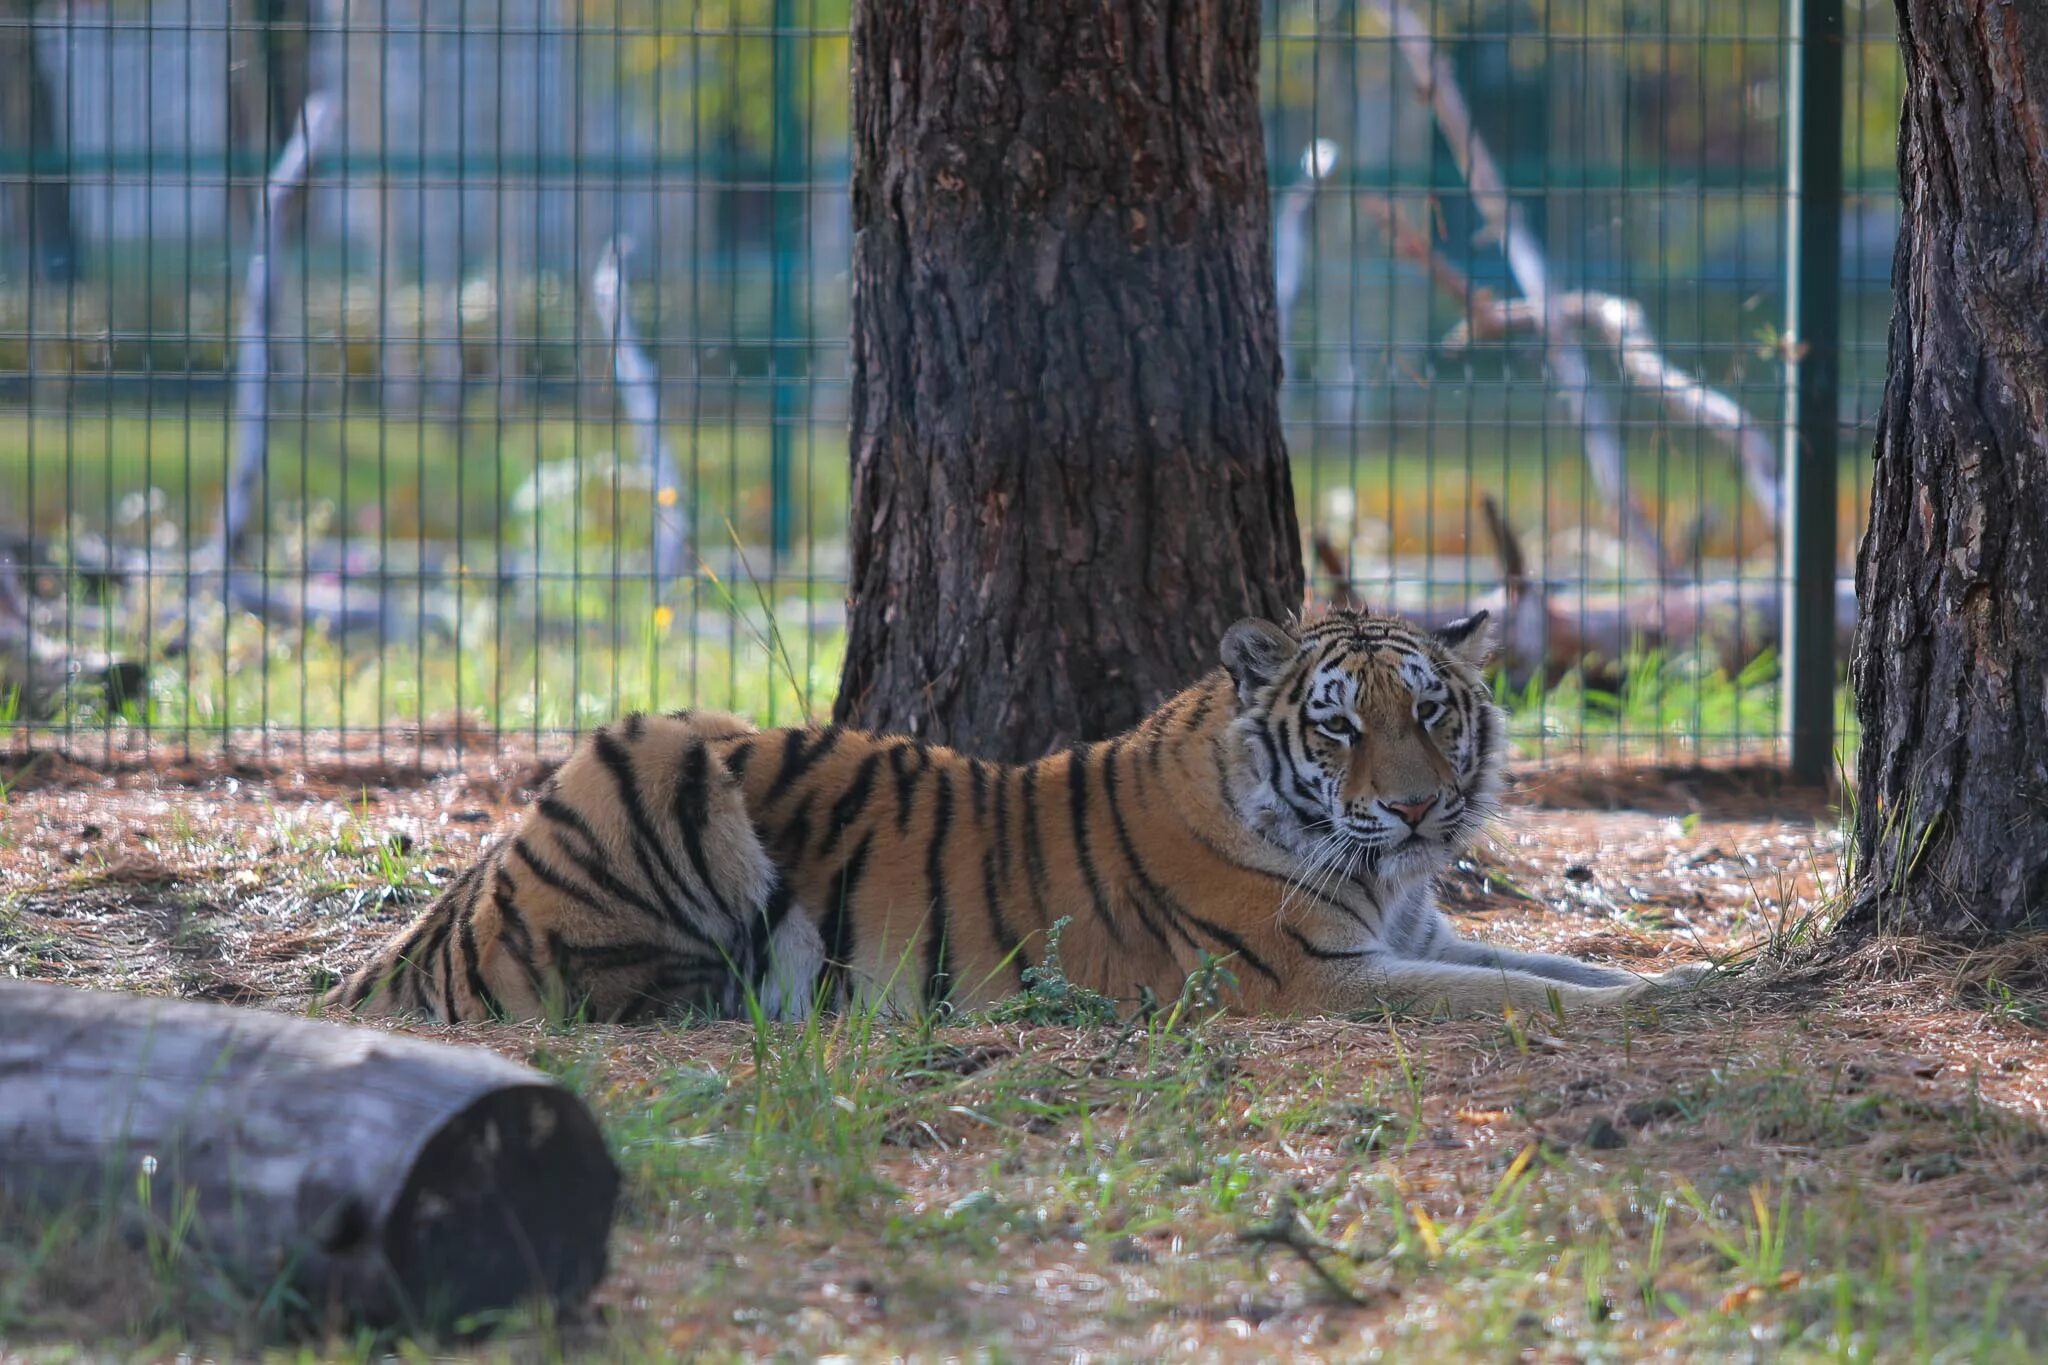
[0,0,1897,771]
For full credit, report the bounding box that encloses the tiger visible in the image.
[324,607,1709,1024]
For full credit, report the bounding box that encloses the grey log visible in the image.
[0,981,617,1330]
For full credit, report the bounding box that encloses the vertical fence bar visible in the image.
[1783,0,1843,784]
[769,0,802,564]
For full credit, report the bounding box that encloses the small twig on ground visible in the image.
[1237,1195,1379,1306]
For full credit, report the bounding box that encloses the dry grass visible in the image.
[3,752,2045,1360]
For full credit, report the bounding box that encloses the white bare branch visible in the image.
[1361,0,1672,572]
[592,235,692,592]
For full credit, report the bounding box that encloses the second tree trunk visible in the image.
[836,0,1304,760]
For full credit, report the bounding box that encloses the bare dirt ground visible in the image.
[4,750,2046,1360]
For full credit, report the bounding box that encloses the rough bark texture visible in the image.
[835,0,1304,760]
[229,0,313,231]
[0,981,617,1329]
[1846,0,2048,938]
[0,0,77,280]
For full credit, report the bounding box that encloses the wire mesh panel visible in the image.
[1269,0,1894,767]
[0,0,1895,768]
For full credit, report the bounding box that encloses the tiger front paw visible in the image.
[1645,960,1717,991]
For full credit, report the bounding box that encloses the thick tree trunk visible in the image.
[0,981,617,1330]
[1845,0,2048,938]
[0,0,77,280]
[229,0,313,229]
[835,0,1304,760]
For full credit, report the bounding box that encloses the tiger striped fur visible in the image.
[326,608,1707,1023]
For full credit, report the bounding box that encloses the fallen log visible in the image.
[0,981,617,1332]
[1471,496,1854,690]
[0,539,144,719]
[1309,504,1855,692]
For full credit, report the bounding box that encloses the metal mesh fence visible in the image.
[0,0,1895,769]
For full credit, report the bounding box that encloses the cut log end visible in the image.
[373,1084,617,1327]
[0,982,619,1334]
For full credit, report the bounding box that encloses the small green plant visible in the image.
[1640,1194,1675,1318]
[1206,1156,1255,1214]
[130,1154,218,1322]
[1674,1178,1796,1295]
[1981,978,2047,1029]
[1153,951,1239,1036]
[991,917,1119,1027]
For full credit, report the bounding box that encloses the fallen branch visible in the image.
[1473,495,1851,689]
[1447,295,1782,527]
[592,236,692,592]
[0,980,617,1331]
[0,539,144,718]
[220,567,401,641]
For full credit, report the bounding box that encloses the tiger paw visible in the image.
[1645,961,1717,991]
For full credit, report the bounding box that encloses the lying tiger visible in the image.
[327,607,1707,1023]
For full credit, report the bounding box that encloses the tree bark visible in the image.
[229,0,313,231]
[1845,0,2048,938]
[0,0,77,280]
[835,0,1304,760]
[0,981,617,1330]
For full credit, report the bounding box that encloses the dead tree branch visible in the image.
[1445,294,1782,527]
[1474,494,1852,689]
[592,236,692,592]
[1369,198,1784,533]
[1237,1196,1380,1306]
[1356,191,1503,329]
[1363,0,1671,572]
[1275,139,1341,352]
[220,92,334,566]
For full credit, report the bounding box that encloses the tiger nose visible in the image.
[1382,794,1438,827]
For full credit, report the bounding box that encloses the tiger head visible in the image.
[1220,608,1503,883]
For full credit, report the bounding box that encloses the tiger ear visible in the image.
[1220,618,1297,704]
[1433,610,1494,665]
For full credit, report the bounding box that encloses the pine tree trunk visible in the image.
[0,0,77,280]
[835,0,1304,761]
[229,0,312,230]
[1844,0,2048,938]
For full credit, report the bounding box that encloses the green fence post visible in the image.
[1783,0,1844,784]
[769,0,802,564]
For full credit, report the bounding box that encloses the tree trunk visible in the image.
[229,0,313,231]
[1844,0,2048,938]
[835,0,1304,760]
[0,0,78,280]
[0,981,617,1330]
